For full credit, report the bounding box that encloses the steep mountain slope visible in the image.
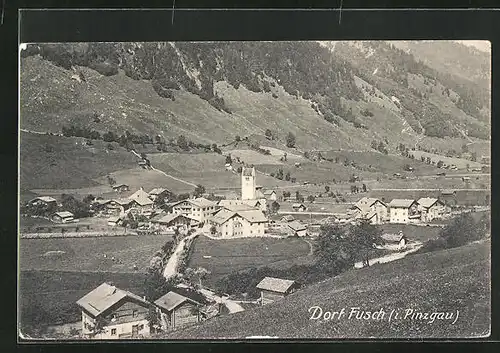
[20,41,490,153]
[167,240,490,339]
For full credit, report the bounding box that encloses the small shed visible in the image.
[154,291,203,331]
[107,216,122,227]
[381,231,408,250]
[280,215,295,222]
[287,221,307,237]
[256,277,300,305]
[292,203,307,212]
[52,211,75,223]
[112,184,130,193]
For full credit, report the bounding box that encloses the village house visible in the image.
[388,199,420,224]
[148,188,171,202]
[28,196,58,208]
[440,190,457,207]
[292,203,307,212]
[256,277,300,305]
[208,207,268,238]
[107,216,123,227]
[150,213,200,233]
[353,197,388,224]
[417,197,449,222]
[128,188,154,213]
[355,210,379,225]
[218,199,266,212]
[255,185,265,199]
[112,184,130,193]
[280,215,295,222]
[109,198,137,215]
[379,231,409,251]
[51,211,75,223]
[286,221,307,237]
[263,190,277,201]
[171,197,218,223]
[76,283,151,339]
[154,291,203,332]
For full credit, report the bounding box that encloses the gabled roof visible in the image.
[95,199,112,205]
[53,211,74,218]
[112,183,129,189]
[256,277,297,293]
[381,233,407,243]
[355,197,385,209]
[281,215,295,222]
[288,221,306,231]
[31,196,57,203]
[292,203,306,208]
[441,190,456,195]
[174,197,217,208]
[128,189,154,206]
[107,216,122,223]
[154,291,201,312]
[113,198,135,206]
[154,213,199,225]
[149,187,170,196]
[417,197,443,209]
[388,199,416,208]
[210,209,237,225]
[263,190,276,195]
[76,282,150,318]
[237,210,268,223]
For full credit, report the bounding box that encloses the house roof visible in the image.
[263,190,276,195]
[149,187,170,196]
[288,221,306,231]
[128,189,154,206]
[356,210,376,220]
[53,211,74,218]
[381,233,406,243]
[210,209,237,225]
[237,210,268,223]
[256,277,297,293]
[417,197,442,209]
[221,203,257,212]
[388,199,416,208]
[107,216,122,223]
[292,203,306,208]
[31,196,57,203]
[76,283,149,318]
[154,213,199,225]
[95,199,112,205]
[355,197,385,209]
[242,168,254,176]
[112,183,129,189]
[113,198,135,206]
[441,190,456,195]
[154,291,201,312]
[281,215,295,222]
[173,197,217,208]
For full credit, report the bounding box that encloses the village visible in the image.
[19,159,489,339]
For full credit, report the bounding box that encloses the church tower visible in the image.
[241,166,256,200]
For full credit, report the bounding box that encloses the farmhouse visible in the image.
[151,213,200,232]
[128,188,154,211]
[380,232,408,250]
[107,216,123,227]
[208,208,268,238]
[353,197,388,224]
[263,190,277,201]
[355,210,379,225]
[292,203,307,212]
[281,215,295,222]
[388,199,419,224]
[286,221,307,237]
[218,199,265,212]
[52,211,75,223]
[256,277,300,305]
[109,199,136,214]
[28,196,57,208]
[171,197,218,222]
[417,197,449,222]
[112,184,130,193]
[76,283,151,339]
[148,188,171,202]
[154,291,203,331]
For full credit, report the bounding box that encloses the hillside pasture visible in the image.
[20,132,139,190]
[170,240,491,339]
[187,236,311,288]
[410,150,485,169]
[19,234,173,273]
[228,149,284,165]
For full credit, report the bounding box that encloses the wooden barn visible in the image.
[256,277,300,305]
[154,291,203,331]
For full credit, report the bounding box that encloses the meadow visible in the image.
[19,234,172,273]
[170,240,491,339]
[187,236,311,288]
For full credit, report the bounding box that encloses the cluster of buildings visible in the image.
[350,196,451,225]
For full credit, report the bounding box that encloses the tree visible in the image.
[193,184,206,197]
[235,135,241,142]
[315,224,357,275]
[283,191,291,199]
[325,185,330,193]
[437,160,444,168]
[276,168,284,180]
[225,154,232,164]
[210,225,217,235]
[471,151,477,162]
[83,194,95,204]
[177,135,189,150]
[286,132,296,148]
[350,219,384,267]
[285,171,291,181]
[362,183,367,192]
[461,143,469,154]
[270,201,280,214]
[265,129,273,139]
[307,195,315,203]
[107,175,116,186]
[371,140,378,150]
[60,194,91,218]
[184,267,210,288]
[426,156,431,164]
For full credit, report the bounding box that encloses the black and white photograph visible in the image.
[18,40,491,340]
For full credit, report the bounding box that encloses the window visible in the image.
[111,328,117,335]
[132,309,137,318]
[139,324,144,330]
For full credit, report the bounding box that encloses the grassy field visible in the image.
[19,234,172,273]
[170,239,491,339]
[20,132,139,190]
[187,236,311,288]
[19,270,148,330]
[411,150,485,169]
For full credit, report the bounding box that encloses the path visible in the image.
[303,238,314,256]
[198,287,245,314]
[354,242,423,269]
[131,150,197,188]
[163,232,199,279]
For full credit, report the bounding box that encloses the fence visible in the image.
[20,231,139,239]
